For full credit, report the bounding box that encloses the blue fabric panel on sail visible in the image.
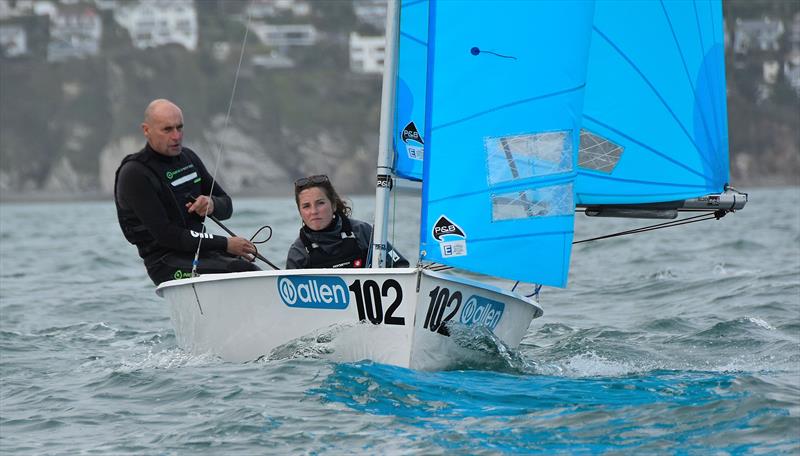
[576,0,730,205]
[393,0,428,182]
[419,0,595,287]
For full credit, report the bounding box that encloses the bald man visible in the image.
[114,99,260,285]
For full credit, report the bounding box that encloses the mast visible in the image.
[371,0,400,268]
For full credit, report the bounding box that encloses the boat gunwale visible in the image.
[155,267,542,315]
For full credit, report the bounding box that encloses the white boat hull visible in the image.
[156,267,542,370]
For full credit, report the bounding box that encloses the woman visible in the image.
[286,174,408,269]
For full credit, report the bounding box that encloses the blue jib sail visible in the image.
[393,0,428,181]
[418,1,595,287]
[576,0,729,205]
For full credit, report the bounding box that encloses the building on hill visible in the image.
[734,17,785,54]
[348,32,383,74]
[245,0,311,19]
[248,23,316,47]
[113,0,197,51]
[353,0,386,31]
[0,23,26,56]
[0,13,48,60]
[47,2,102,61]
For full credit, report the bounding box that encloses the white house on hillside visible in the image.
[47,3,102,61]
[0,24,27,57]
[353,0,386,30]
[114,0,197,51]
[0,0,63,19]
[734,17,785,54]
[349,32,384,74]
[249,23,316,47]
[246,0,311,19]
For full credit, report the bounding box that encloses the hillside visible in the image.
[0,0,797,202]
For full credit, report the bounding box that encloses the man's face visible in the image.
[142,104,184,156]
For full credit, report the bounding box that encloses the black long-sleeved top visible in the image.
[115,144,231,261]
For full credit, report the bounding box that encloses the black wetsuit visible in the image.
[114,144,260,285]
[285,213,409,269]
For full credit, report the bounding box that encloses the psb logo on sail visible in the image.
[460,295,504,330]
[278,276,349,309]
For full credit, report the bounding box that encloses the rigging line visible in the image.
[391,184,397,251]
[191,7,253,277]
[573,211,725,244]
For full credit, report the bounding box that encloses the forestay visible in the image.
[576,0,729,205]
[417,1,596,287]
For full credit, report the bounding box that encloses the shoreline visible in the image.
[0,177,796,204]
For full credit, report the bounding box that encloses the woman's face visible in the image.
[297,186,335,231]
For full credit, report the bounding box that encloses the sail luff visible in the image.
[418,0,596,287]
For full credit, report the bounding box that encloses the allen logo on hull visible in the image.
[278,276,349,309]
[460,295,504,330]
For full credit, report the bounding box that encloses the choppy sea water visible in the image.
[1,186,798,455]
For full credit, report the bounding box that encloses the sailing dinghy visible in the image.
[157,0,746,370]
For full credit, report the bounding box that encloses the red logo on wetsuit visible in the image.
[353,259,363,267]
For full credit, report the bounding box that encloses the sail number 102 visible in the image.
[424,286,462,336]
[349,279,405,325]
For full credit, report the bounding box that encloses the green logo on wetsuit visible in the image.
[166,164,194,180]
[173,269,192,280]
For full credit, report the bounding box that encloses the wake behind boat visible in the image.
[157,0,746,369]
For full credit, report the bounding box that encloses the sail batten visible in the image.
[576,0,729,206]
[592,27,717,175]
[400,31,426,47]
[576,175,714,192]
[660,2,720,160]
[583,115,714,182]
[431,85,587,133]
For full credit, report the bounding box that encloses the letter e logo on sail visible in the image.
[432,215,467,257]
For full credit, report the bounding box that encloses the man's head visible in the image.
[142,99,184,156]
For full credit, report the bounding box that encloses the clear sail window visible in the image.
[578,129,623,173]
[491,183,574,221]
[486,131,572,185]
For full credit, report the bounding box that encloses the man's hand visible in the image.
[226,236,257,262]
[186,195,214,217]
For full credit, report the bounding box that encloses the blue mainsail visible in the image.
[393,0,428,181]
[576,0,729,205]
[418,1,595,287]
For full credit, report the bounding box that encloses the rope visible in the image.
[572,209,727,244]
[191,9,253,277]
[424,208,731,293]
[391,185,397,249]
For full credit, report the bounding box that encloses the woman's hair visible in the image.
[294,174,352,217]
